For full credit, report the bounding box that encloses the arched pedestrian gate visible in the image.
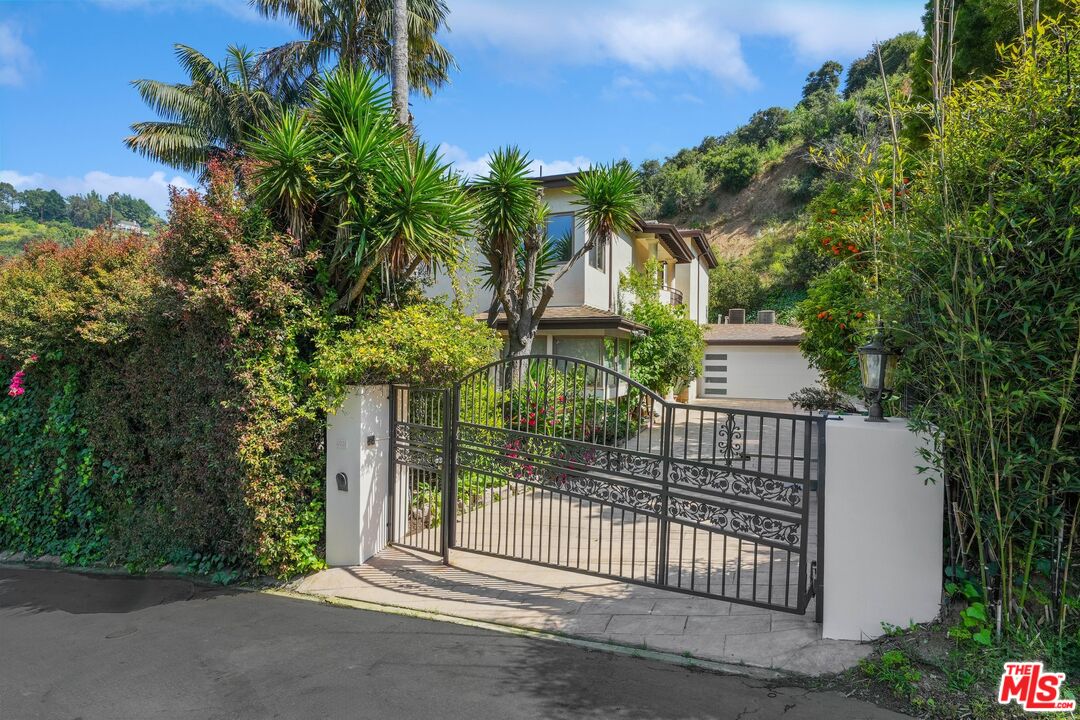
[388,355,825,618]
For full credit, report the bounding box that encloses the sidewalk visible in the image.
[292,546,872,676]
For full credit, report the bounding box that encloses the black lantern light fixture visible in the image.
[857,322,898,422]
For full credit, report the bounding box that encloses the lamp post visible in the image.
[857,322,898,422]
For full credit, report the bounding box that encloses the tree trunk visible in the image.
[391,0,410,126]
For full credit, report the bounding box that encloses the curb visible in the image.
[264,587,789,681]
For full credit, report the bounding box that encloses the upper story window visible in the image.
[588,234,606,271]
[545,213,575,263]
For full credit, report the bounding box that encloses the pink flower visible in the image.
[8,370,26,397]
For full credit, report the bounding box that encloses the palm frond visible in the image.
[124,121,213,174]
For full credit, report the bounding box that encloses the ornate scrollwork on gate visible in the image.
[394,444,443,472]
[668,497,801,547]
[544,475,662,513]
[715,413,744,461]
[395,422,442,447]
[587,447,662,479]
[667,462,803,508]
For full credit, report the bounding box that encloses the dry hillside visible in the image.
[664,147,812,260]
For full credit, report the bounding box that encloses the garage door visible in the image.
[701,346,820,400]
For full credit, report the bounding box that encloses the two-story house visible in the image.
[428,171,717,397]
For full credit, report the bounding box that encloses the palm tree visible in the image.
[125,44,277,175]
[473,150,643,358]
[247,66,472,314]
[252,0,454,103]
[391,0,409,125]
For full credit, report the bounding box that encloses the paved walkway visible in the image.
[294,546,871,676]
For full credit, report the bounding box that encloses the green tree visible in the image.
[734,107,793,148]
[708,259,766,321]
[911,0,1067,100]
[843,32,919,97]
[0,182,16,214]
[126,44,277,175]
[254,0,455,102]
[622,259,704,395]
[107,193,159,226]
[67,191,111,229]
[801,60,843,100]
[472,151,641,358]
[248,66,471,313]
[703,142,762,192]
[17,189,67,222]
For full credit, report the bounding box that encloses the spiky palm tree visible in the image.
[252,0,454,103]
[473,150,643,358]
[125,44,277,175]
[247,66,471,313]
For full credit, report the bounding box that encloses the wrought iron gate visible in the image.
[389,355,825,616]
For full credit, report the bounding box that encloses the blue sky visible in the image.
[0,0,925,215]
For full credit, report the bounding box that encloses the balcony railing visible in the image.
[659,285,684,307]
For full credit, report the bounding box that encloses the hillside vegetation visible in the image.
[0,184,159,256]
[636,32,919,324]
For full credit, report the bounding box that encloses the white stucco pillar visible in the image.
[822,418,943,640]
[325,385,391,566]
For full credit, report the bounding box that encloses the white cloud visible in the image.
[603,76,656,102]
[746,2,922,58]
[675,92,705,105]
[0,169,194,215]
[449,0,921,85]
[438,144,592,180]
[0,21,34,87]
[450,1,755,88]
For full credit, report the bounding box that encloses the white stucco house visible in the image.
[427,171,718,394]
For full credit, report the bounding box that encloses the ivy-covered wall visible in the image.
[0,167,500,577]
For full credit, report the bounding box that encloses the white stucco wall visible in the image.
[823,419,943,640]
[697,261,710,325]
[700,344,820,400]
[325,385,390,566]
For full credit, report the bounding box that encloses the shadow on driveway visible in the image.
[0,567,234,614]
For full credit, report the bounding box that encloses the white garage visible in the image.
[697,323,820,401]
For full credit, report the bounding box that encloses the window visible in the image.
[553,336,602,365]
[545,213,574,262]
[588,235,606,271]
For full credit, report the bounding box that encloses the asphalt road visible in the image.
[0,567,906,720]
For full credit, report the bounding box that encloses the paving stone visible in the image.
[576,598,657,615]
[605,614,688,635]
[651,597,732,616]
[684,614,773,637]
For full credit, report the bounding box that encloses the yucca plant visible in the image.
[472,149,643,358]
[247,66,470,314]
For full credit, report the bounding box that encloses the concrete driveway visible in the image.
[0,567,906,720]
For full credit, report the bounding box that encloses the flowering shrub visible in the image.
[0,164,328,576]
